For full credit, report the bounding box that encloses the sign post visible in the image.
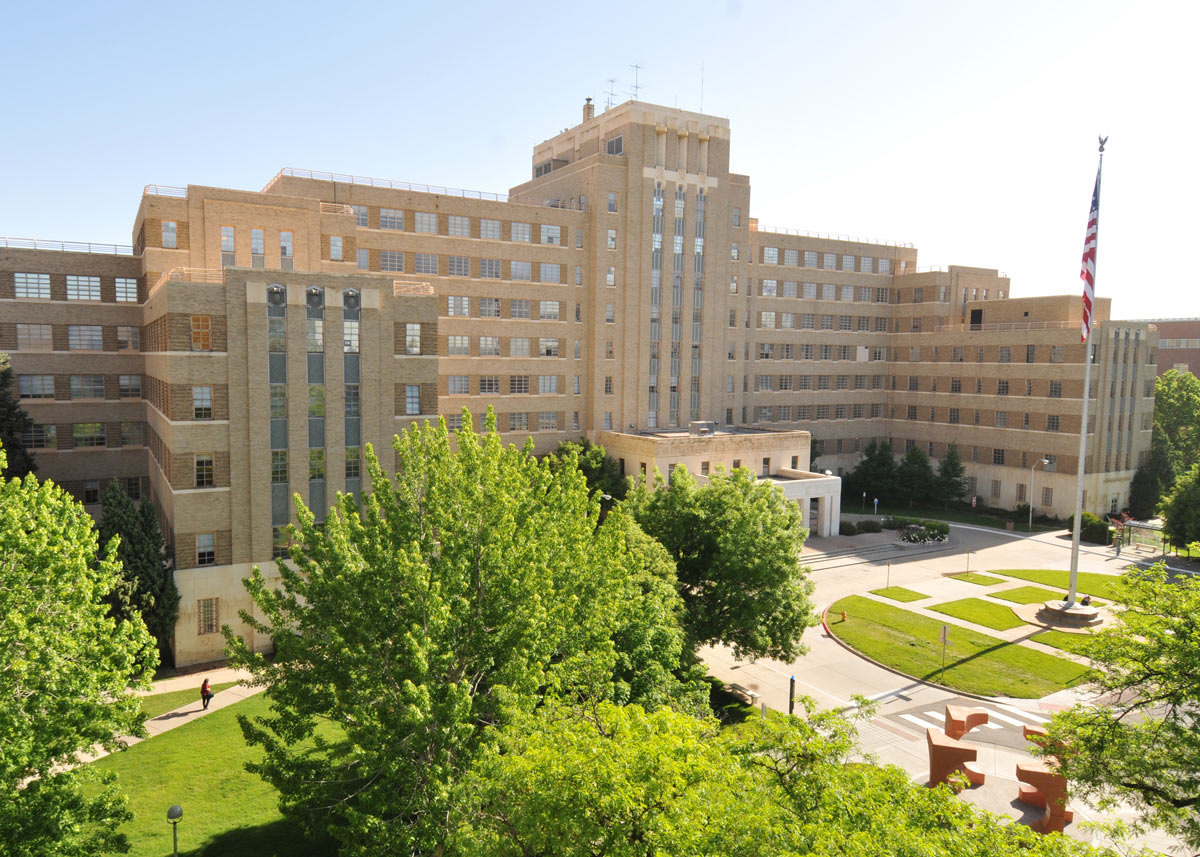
[939,624,950,683]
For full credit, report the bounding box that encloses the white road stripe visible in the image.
[924,710,947,722]
[995,703,1050,724]
[925,710,1002,730]
[899,713,941,730]
[976,707,1028,727]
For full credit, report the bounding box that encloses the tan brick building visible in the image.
[0,99,1155,665]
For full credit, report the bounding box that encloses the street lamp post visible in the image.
[1029,459,1049,533]
[862,491,866,513]
[167,805,183,856]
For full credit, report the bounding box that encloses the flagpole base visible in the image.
[1037,600,1103,628]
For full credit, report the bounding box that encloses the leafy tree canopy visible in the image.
[1043,564,1200,848]
[547,437,627,502]
[625,464,816,661]
[0,354,37,479]
[936,442,968,506]
[1127,432,1176,520]
[843,439,897,506]
[896,444,936,507]
[0,445,157,856]
[1154,369,1200,474]
[226,411,701,856]
[1162,463,1200,549]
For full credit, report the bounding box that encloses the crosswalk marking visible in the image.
[923,710,1001,730]
[995,703,1050,724]
[899,713,941,730]
[972,707,1028,727]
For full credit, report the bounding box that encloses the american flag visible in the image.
[1079,164,1102,343]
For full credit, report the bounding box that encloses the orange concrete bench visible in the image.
[1016,760,1073,833]
[944,704,989,740]
[926,728,985,789]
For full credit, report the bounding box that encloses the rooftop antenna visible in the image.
[604,78,618,110]
[627,63,644,100]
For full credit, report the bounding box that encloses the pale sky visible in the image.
[1,0,1195,320]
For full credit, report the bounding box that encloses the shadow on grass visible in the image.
[705,676,754,725]
[181,817,336,857]
[914,625,1089,688]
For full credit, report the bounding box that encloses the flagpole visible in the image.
[1067,139,1106,606]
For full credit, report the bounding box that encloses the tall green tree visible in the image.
[226,412,698,856]
[0,354,37,479]
[1127,432,1176,520]
[1043,564,1200,849]
[548,437,627,502]
[625,465,816,661]
[0,444,158,857]
[843,439,897,506]
[98,482,180,664]
[1162,463,1200,548]
[1154,369,1200,474]
[896,444,935,507]
[935,442,968,507]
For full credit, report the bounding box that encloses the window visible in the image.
[71,374,105,399]
[415,253,438,274]
[12,272,51,301]
[606,266,616,286]
[1047,414,1060,431]
[343,319,359,353]
[538,300,559,320]
[74,422,105,447]
[195,454,215,488]
[730,242,739,261]
[351,205,368,227]
[996,411,1008,427]
[511,299,530,319]
[251,228,264,256]
[345,447,361,480]
[1042,486,1053,507]
[539,337,560,357]
[476,335,500,357]
[448,215,470,236]
[820,253,835,269]
[17,375,53,399]
[760,311,775,329]
[448,256,470,277]
[949,408,960,424]
[307,319,323,352]
[68,325,103,350]
[197,534,217,568]
[343,384,360,417]
[280,231,293,258]
[997,379,1009,395]
[1051,346,1065,363]
[120,422,142,446]
[537,412,558,431]
[606,228,617,250]
[380,250,404,271]
[512,222,531,243]
[448,375,469,395]
[605,135,624,155]
[480,258,501,279]
[1026,344,1036,363]
[763,247,779,265]
[540,263,561,283]
[405,385,421,415]
[66,275,101,300]
[191,316,212,351]
[1049,381,1062,398]
[307,385,325,417]
[307,449,325,480]
[379,208,403,230]
[480,218,501,240]
[608,191,618,213]
[479,376,500,394]
[510,261,532,281]
[509,412,529,430]
[993,448,1006,466]
[23,424,56,449]
[541,224,561,245]
[414,212,437,233]
[510,375,530,394]
[1044,454,1057,473]
[162,221,178,249]
[271,450,288,483]
[606,341,614,359]
[510,337,530,357]
[447,296,469,316]
[447,335,470,356]
[537,375,558,394]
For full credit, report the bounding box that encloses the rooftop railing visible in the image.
[932,320,1074,333]
[751,224,914,249]
[150,267,225,293]
[319,202,356,215]
[1,236,134,255]
[896,265,1009,278]
[263,167,585,211]
[143,184,188,198]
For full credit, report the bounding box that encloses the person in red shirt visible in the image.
[200,678,213,710]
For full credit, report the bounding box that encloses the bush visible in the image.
[882,515,922,530]
[839,520,858,536]
[858,519,882,534]
[920,520,950,538]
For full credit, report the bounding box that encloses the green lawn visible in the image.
[138,683,237,721]
[93,692,336,857]
[827,596,1089,697]
[1032,629,1097,657]
[990,569,1123,601]
[869,586,928,602]
[927,598,1026,631]
[990,586,1106,607]
[948,572,1005,586]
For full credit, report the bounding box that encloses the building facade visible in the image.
[1,99,1155,665]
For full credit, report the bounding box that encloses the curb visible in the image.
[820,604,1005,705]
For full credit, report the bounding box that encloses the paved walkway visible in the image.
[702,522,1185,854]
[79,669,261,765]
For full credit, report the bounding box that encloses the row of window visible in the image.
[445,336,567,357]
[444,296,565,320]
[346,209,568,245]
[906,344,1069,364]
[10,273,139,302]
[902,376,1066,397]
[749,374,887,391]
[746,247,895,274]
[741,343,888,362]
[905,405,1063,431]
[441,375,568,396]
[747,280,891,302]
[754,311,890,331]
[22,422,144,449]
[12,323,141,351]
[751,403,887,421]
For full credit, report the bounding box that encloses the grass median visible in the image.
[927,597,1026,631]
[948,572,1005,586]
[827,595,1089,698]
[990,569,1123,601]
[869,586,928,602]
[138,682,237,722]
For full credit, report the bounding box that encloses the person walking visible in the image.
[200,678,213,710]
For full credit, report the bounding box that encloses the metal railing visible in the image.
[150,267,225,293]
[932,320,1074,333]
[393,281,435,297]
[896,265,1009,278]
[1,236,134,255]
[143,184,188,198]
[263,167,585,211]
[751,224,914,249]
